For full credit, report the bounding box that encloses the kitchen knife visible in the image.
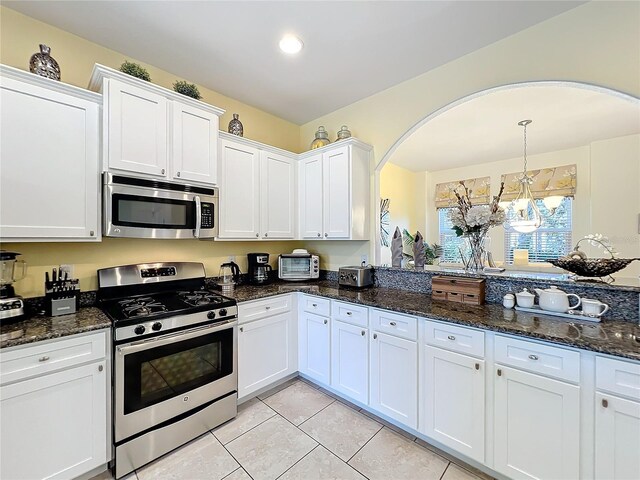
[45,271,50,288]
[52,268,57,283]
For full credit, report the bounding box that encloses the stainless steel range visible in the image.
[98,262,237,479]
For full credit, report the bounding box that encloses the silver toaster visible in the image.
[338,266,374,288]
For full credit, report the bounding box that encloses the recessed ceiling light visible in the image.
[279,34,303,55]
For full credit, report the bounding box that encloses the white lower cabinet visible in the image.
[238,310,296,399]
[330,319,368,404]
[370,330,418,429]
[595,392,640,479]
[298,311,331,385]
[421,346,485,463]
[0,332,108,480]
[494,364,580,480]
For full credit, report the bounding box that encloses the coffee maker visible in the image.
[0,251,27,321]
[247,253,273,285]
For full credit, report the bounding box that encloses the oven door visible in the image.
[104,175,218,239]
[114,321,237,443]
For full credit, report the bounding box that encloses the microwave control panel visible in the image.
[201,203,214,229]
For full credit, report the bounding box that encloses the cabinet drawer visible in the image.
[0,331,107,385]
[301,295,330,317]
[596,356,640,400]
[239,294,292,324]
[331,300,368,328]
[495,335,580,383]
[424,321,484,358]
[371,309,417,341]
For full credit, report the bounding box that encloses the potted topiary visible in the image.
[119,60,151,81]
[173,80,201,100]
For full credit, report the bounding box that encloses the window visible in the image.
[438,207,466,263]
[504,197,572,263]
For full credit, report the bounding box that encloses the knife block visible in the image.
[45,290,79,317]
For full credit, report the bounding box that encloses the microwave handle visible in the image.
[193,195,202,238]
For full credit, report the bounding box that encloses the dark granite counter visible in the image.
[0,308,111,350]
[227,281,640,362]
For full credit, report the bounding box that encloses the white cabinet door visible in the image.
[0,361,107,480]
[494,365,580,480]
[299,154,324,239]
[421,346,485,462]
[218,139,260,238]
[322,146,350,239]
[370,331,418,429]
[106,78,168,177]
[299,312,331,385]
[595,392,640,480]
[0,76,100,240]
[260,151,295,239]
[172,101,219,185]
[238,312,294,399]
[331,319,368,405]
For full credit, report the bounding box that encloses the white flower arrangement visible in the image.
[583,233,619,258]
[448,182,506,236]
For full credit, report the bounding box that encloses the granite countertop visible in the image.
[0,307,111,350]
[227,281,640,362]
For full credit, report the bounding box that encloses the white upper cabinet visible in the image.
[260,150,296,239]
[218,134,296,240]
[218,139,261,238]
[89,64,224,186]
[172,102,219,184]
[299,141,371,240]
[105,78,168,177]
[0,66,100,241]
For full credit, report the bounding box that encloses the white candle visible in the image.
[513,249,529,266]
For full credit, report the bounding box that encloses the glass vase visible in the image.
[464,232,487,271]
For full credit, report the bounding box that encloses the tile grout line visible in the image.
[212,403,277,446]
[219,466,242,480]
[295,398,338,428]
[345,424,384,465]
[274,443,323,480]
[210,431,256,480]
[439,461,452,480]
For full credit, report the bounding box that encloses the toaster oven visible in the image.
[278,250,319,281]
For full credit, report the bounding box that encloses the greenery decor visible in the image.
[119,61,151,81]
[173,80,201,100]
[402,229,442,265]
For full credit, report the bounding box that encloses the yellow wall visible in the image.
[300,1,640,267]
[0,6,301,152]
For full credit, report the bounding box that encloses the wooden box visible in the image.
[431,276,485,305]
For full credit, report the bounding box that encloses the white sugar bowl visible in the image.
[515,288,535,308]
[503,294,516,309]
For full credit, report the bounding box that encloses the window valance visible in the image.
[500,164,577,202]
[434,176,491,208]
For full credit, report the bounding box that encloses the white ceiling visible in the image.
[5,1,584,124]
[388,84,640,172]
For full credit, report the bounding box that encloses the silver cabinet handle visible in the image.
[177,171,181,177]
[346,312,353,316]
[389,321,396,326]
[324,233,328,237]
[361,330,366,336]
[38,356,50,362]
[265,306,271,310]
[497,368,502,376]
[373,333,378,339]
[602,398,608,408]
[90,230,95,236]
[475,363,480,370]
[528,354,539,361]
[240,327,243,332]
[447,335,456,341]
[265,233,268,238]
[323,319,328,325]
[256,233,259,238]
[161,168,165,174]
[312,303,317,307]
[317,233,321,237]
[98,365,104,372]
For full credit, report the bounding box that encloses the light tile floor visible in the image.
[93,378,494,480]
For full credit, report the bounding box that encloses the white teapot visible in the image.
[534,286,581,313]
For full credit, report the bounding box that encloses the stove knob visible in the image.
[134,325,146,335]
[152,322,162,331]
[219,308,228,317]
[207,311,216,320]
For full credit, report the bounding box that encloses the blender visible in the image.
[218,261,240,294]
[0,251,27,321]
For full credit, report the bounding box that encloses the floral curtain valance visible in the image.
[435,176,491,208]
[500,164,577,202]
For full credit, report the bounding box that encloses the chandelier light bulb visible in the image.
[279,35,303,54]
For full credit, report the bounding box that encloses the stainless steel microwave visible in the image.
[103,173,218,239]
[278,250,320,281]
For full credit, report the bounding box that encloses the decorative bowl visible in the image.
[548,257,638,278]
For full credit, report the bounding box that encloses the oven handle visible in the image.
[116,320,235,355]
[193,195,202,239]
